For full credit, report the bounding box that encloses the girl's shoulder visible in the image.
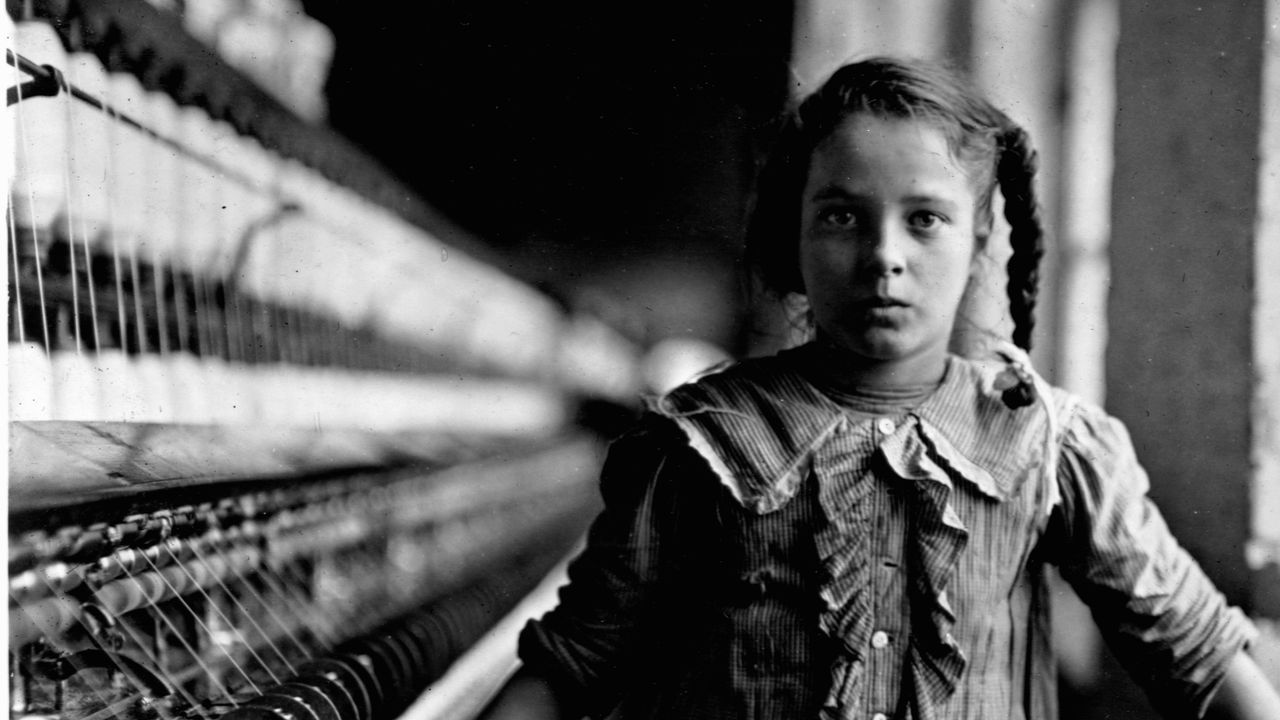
[941,354,1144,484]
[628,350,1145,514]
[650,349,815,410]
[643,350,840,514]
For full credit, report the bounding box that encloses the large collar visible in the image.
[654,345,1060,713]
[650,345,1052,513]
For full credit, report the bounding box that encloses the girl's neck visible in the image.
[805,332,949,393]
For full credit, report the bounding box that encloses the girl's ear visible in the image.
[791,245,807,294]
[969,228,989,273]
[974,225,991,249]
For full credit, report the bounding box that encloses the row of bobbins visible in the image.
[9,15,642,431]
[220,574,533,720]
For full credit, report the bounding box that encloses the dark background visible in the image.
[300,1,794,350]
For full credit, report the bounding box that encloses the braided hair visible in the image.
[744,57,1045,407]
[997,127,1045,353]
[996,126,1046,406]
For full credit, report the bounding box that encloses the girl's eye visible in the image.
[908,210,948,230]
[819,209,857,228]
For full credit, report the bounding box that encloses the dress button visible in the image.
[872,713,889,720]
[876,417,896,435]
[870,630,890,649]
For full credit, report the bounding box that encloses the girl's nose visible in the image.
[862,221,908,277]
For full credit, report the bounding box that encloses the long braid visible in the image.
[997,125,1045,408]
[998,126,1044,351]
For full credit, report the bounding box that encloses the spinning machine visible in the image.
[5,2,643,719]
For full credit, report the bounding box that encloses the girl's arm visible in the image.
[1204,651,1280,720]
[1052,403,1262,719]
[478,417,686,719]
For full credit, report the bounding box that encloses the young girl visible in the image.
[483,57,1280,719]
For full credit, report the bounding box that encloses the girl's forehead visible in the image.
[807,115,972,194]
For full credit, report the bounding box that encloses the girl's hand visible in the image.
[478,668,576,720]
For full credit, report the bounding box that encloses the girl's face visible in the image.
[798,114,979,372]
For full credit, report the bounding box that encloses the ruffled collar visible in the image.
[650,344,1050,513]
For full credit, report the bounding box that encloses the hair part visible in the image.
[745,56,1046,363]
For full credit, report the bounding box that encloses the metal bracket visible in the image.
[6,50,65,107]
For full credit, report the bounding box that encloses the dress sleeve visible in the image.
[1052,401,1258,719]
[517,415,685,717]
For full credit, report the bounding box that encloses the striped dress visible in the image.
[519,344,1255,719]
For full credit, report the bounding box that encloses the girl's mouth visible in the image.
[855,296,910,310]
[855,298,911,327]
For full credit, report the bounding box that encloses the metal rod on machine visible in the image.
[4,48,277,198]
[395,542,582,720]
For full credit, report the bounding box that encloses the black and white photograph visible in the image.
[5,1,1280,718]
